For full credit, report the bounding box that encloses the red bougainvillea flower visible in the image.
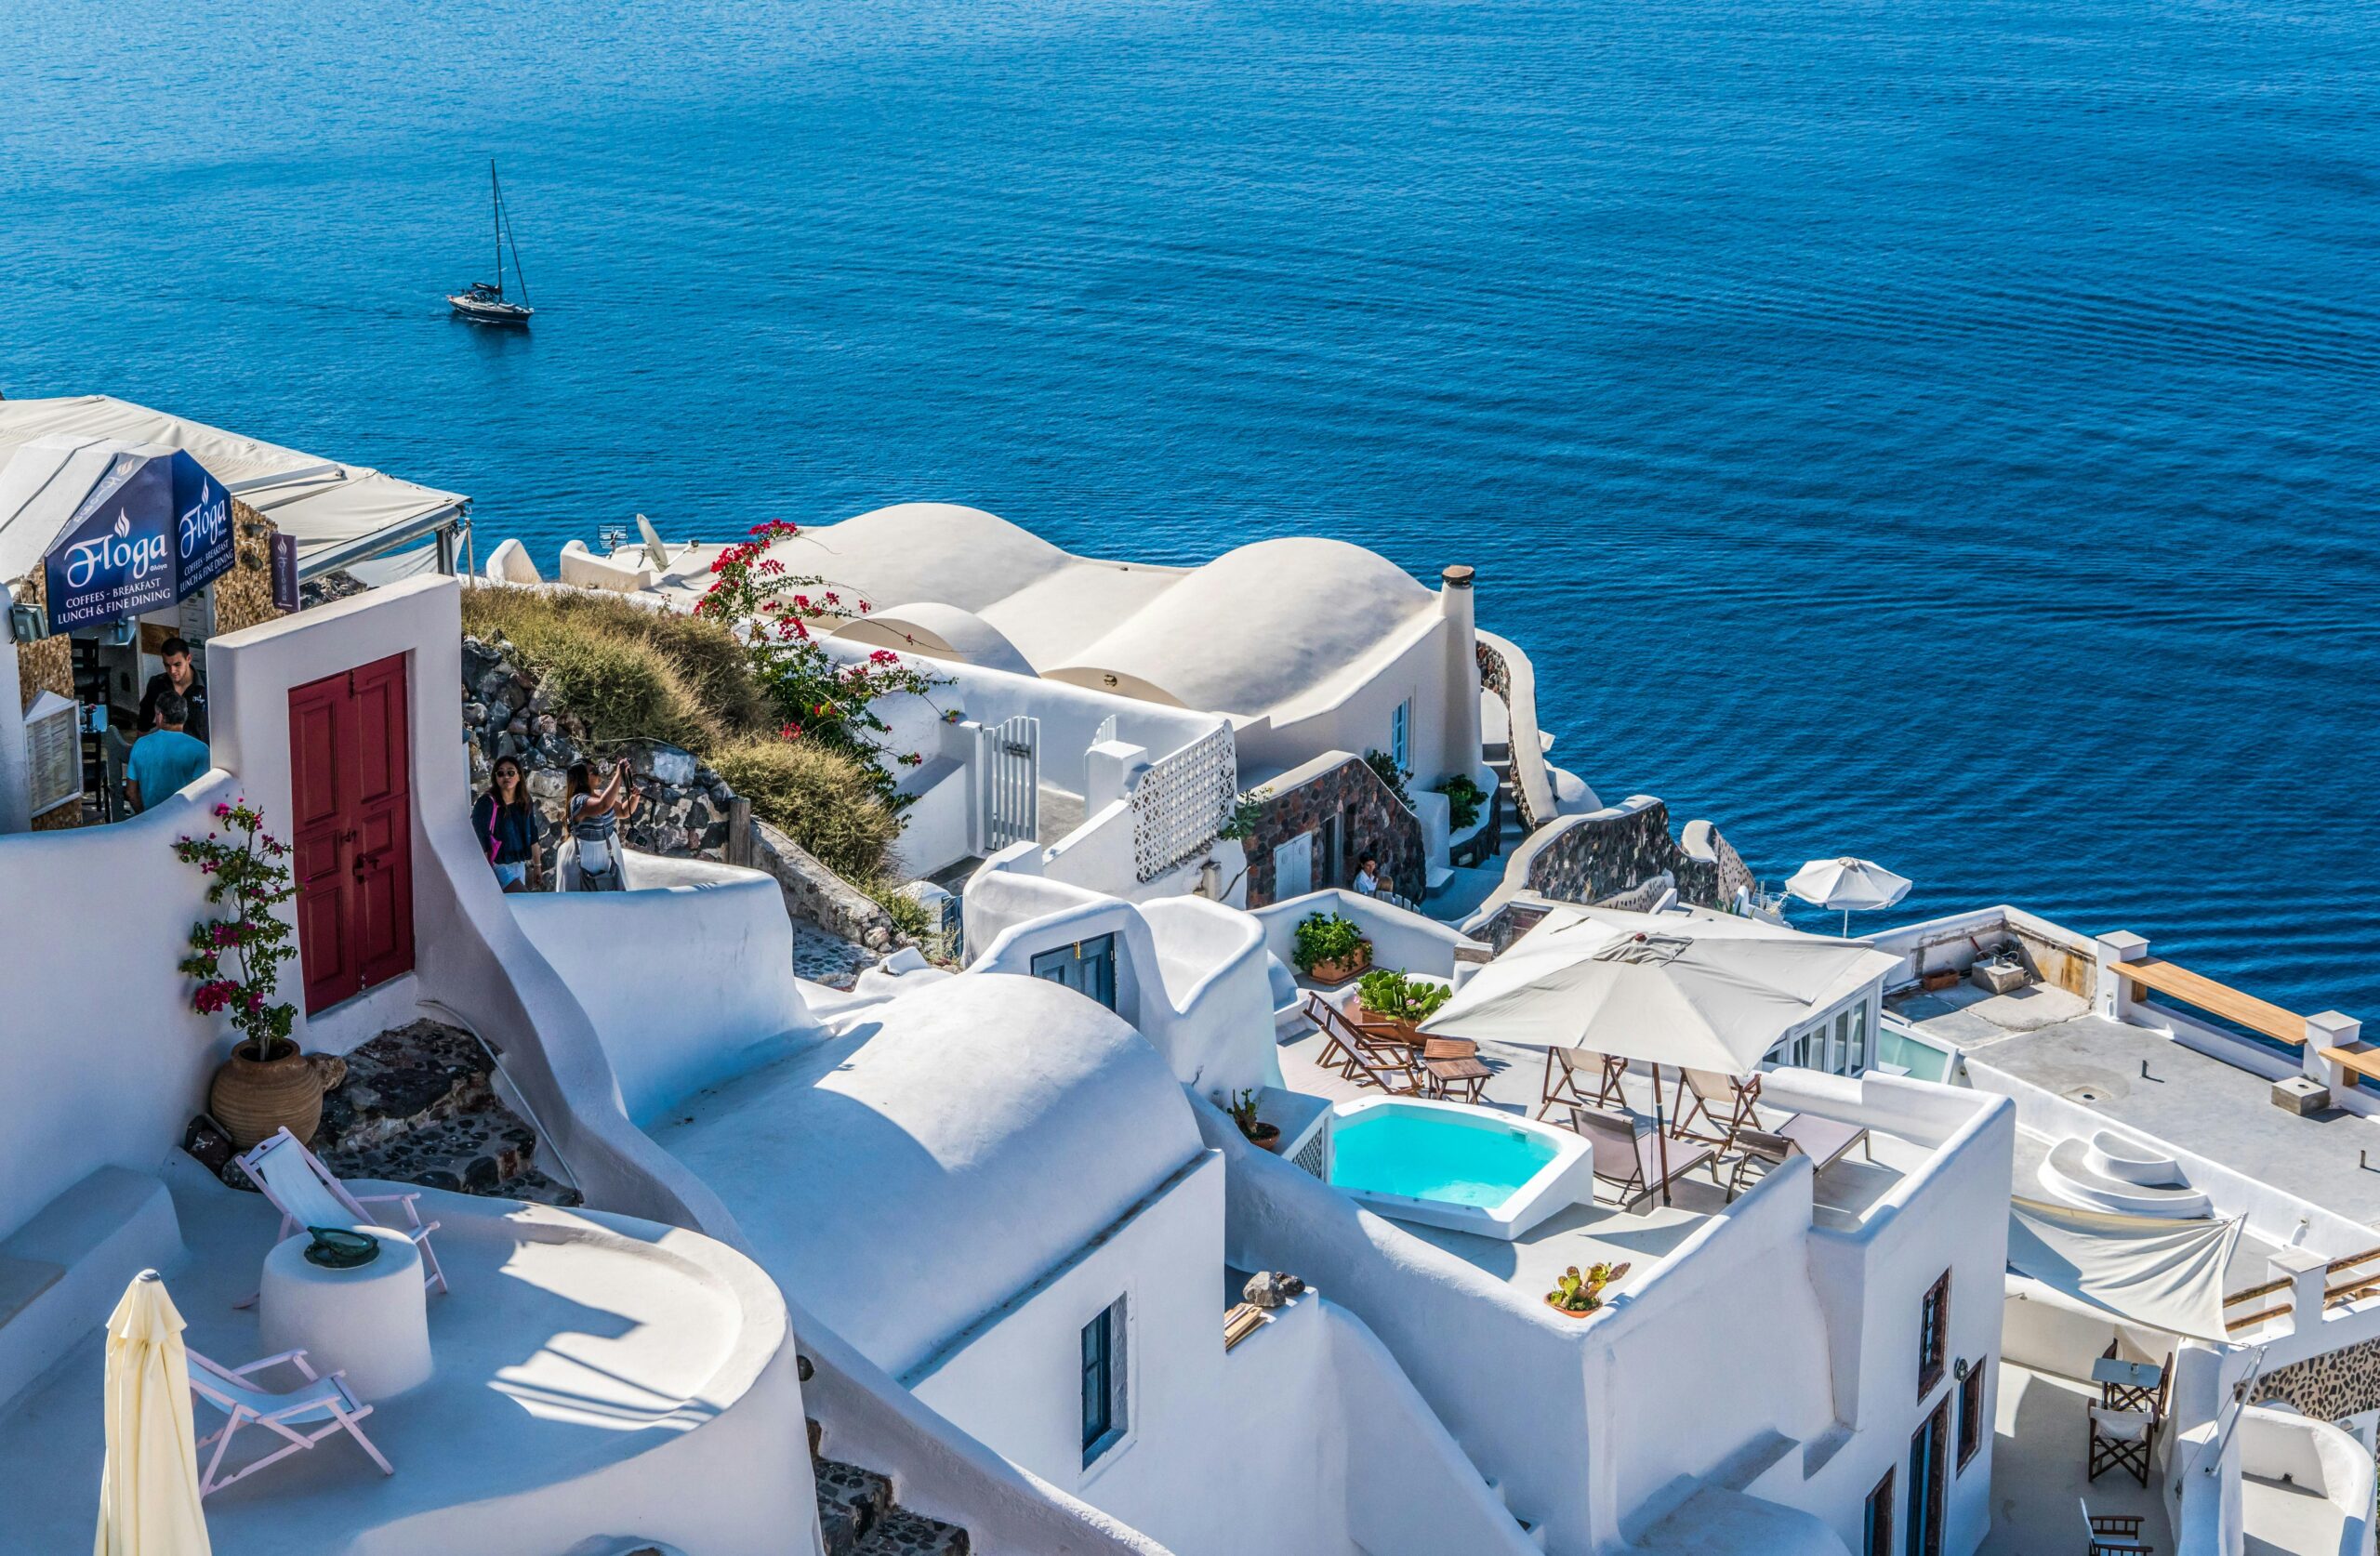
[868,649,900,666]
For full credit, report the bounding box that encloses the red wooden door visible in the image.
[289,654,414,1013]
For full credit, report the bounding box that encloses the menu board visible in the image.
[23,692,82,817]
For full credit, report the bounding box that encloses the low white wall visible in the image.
[2239,1405,2375,1556]
[836,640,1223,801]
[0,770,238,1240]
[511,856,820,1126]
[1250,887,1489,984]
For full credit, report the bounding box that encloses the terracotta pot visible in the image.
[1544,1299,1600,1319]
[1306,942,1373,987]
[209,1041,326,1150]
[1359,1013,1425,1048]
[1246,1124,1283,1154]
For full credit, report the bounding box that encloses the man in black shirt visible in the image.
[139,636,209,743]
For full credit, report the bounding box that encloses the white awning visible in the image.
[0,395,467,584]
[2007,1195,2243,1343]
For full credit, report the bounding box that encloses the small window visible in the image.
[1918,1271,1950,1399]
[1080,1298,1128,1466]
[1958,1358,1987,1469]
[1033,934,1118,1012]
[1390,699,1411,773]
[1863,1467,1894,1556]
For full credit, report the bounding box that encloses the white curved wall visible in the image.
[1250,888,1488,986]
[511,856,821,1125]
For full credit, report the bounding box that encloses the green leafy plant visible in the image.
[1355,969,1452,1023]
[1545,1261,1631,1316]
[1216,786,1272,842]
[1220,1088,1279,1146]
[1434,773,1487,831]
[1363,748,1413,810]
[175,800,300,1061]
[1292,912,1367,974]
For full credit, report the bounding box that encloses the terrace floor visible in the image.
[1277,1003,1924,1299]
[1980,1362,2171,1556]
[1899,982,2380,1227]
[0,1156,782,1555]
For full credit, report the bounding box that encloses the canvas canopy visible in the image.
[2007,1195,2242,1343]
[0,396,466,588]
[1419,910,1899,1075]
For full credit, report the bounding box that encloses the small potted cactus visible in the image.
[1544,1261,1631,1318]
[1222,1088,1282,1153]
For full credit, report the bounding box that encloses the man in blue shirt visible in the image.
[126,692,210,811]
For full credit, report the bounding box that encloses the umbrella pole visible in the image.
[1841,908,1851,938]
[1655,1064,1673,1207]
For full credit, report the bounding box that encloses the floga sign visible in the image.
[45,450,237,630]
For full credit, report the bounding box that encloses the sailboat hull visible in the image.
[448,293,533,323]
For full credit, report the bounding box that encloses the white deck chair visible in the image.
[189,1345,395,1495]
[235,1127,448,1296]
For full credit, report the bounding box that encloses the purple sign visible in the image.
[271,531,300,612]
[44,449,235,631]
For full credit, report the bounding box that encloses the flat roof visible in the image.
[1901,984,2380,1228]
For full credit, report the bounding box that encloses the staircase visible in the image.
[801,1360,972,1554]
[307,1019,580,1206]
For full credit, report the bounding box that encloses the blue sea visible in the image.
[5,0,2375,1016]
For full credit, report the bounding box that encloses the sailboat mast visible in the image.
[491,160,505,298]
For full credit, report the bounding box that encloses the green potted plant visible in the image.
[1545,1261,1631,1318]
[1292,911,1370,985]
[1355,969,1453,1044]
[177,799,331,1148]
[1221,1088,1281,1153]
[1433,773,1487,832]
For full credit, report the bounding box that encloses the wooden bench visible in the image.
[2116,956,2306,1047]
[2321,1044,2380,1086]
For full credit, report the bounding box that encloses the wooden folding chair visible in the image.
[1347,1042,1426,1096]
[1537,1045,1625,1120]
[1675,1068,1761,1149]
[2081,1500,2153,1555]
[1302,991,1364,1078]
[2087,1401,2156,1486]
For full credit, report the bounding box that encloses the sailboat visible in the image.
[447,160,534,323]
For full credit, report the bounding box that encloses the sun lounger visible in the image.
[1346,1043,1426,1096]
[189,1345,395,1495]
[236,1127,447,1296]
[1569,1105,1714,1211]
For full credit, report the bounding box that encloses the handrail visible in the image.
[2225,1276,2292,1308]
[2111,954,2307,1048]
[2325,1245,2380,1275]
[2328,1275,2380,1308]
[2227,1302,2291,1332]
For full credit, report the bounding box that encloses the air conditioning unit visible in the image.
[23,691,83,818]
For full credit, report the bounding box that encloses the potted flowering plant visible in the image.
[1355,969,1453,1045]
[1221,1088,1281,1153]
[1544,1261,1631,1318]
[177,800,325,1148]
[1293,912,1370,985]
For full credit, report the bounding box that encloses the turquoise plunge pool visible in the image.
[1327,1099,1596,1239]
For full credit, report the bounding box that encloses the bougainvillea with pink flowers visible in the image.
[174,799,299,1060]
[693,520,942,808]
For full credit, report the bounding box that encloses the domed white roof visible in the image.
[1048,536,1436,719]
[830,600,1038,678]
[773,503,1071,615]
[657,973,1203,1376]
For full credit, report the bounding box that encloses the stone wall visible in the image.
[2255,1335,2380,1422]
[1238,753,1425,908]
[1519,797,1756,912]
[460,631,735,880]
[750,818,906,953]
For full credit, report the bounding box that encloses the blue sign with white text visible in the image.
[44,449,236,630]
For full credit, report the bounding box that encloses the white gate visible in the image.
[984,715,1040,851]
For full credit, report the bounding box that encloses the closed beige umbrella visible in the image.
[95,1271,212,1556]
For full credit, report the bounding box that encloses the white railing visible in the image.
[1131,723,1236,882]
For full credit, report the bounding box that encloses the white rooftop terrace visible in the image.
[0,1158,801,1556]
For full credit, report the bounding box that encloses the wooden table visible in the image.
[1424,1056,1491,1103]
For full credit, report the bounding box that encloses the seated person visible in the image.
[1352,852,1382,896]
[126,692,211,811]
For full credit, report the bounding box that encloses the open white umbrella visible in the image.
[1785,856,1912,936]
[1421,916,1900,1202]
[95,1271,212,1556]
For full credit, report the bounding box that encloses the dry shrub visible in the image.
[461,587,759,751]
[708,734,900,881]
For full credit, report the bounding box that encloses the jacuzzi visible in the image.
[1328,1097,1598,1240]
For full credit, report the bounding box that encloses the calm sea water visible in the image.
[5,0,2375,1015]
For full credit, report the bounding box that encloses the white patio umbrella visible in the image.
[95,1271,213,1556]
[1419,916,1900,1202]
[1785,856,1912,936]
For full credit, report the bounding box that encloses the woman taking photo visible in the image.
[472,757,545,891]
[562,758,640,891]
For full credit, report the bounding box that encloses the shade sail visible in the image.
[1418,915,1900,1075]
[94,1271,212,1556]
[0,396,465,585]
[2007,1195,2242,1343]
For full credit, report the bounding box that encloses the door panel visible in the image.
[289,654,414,1014]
